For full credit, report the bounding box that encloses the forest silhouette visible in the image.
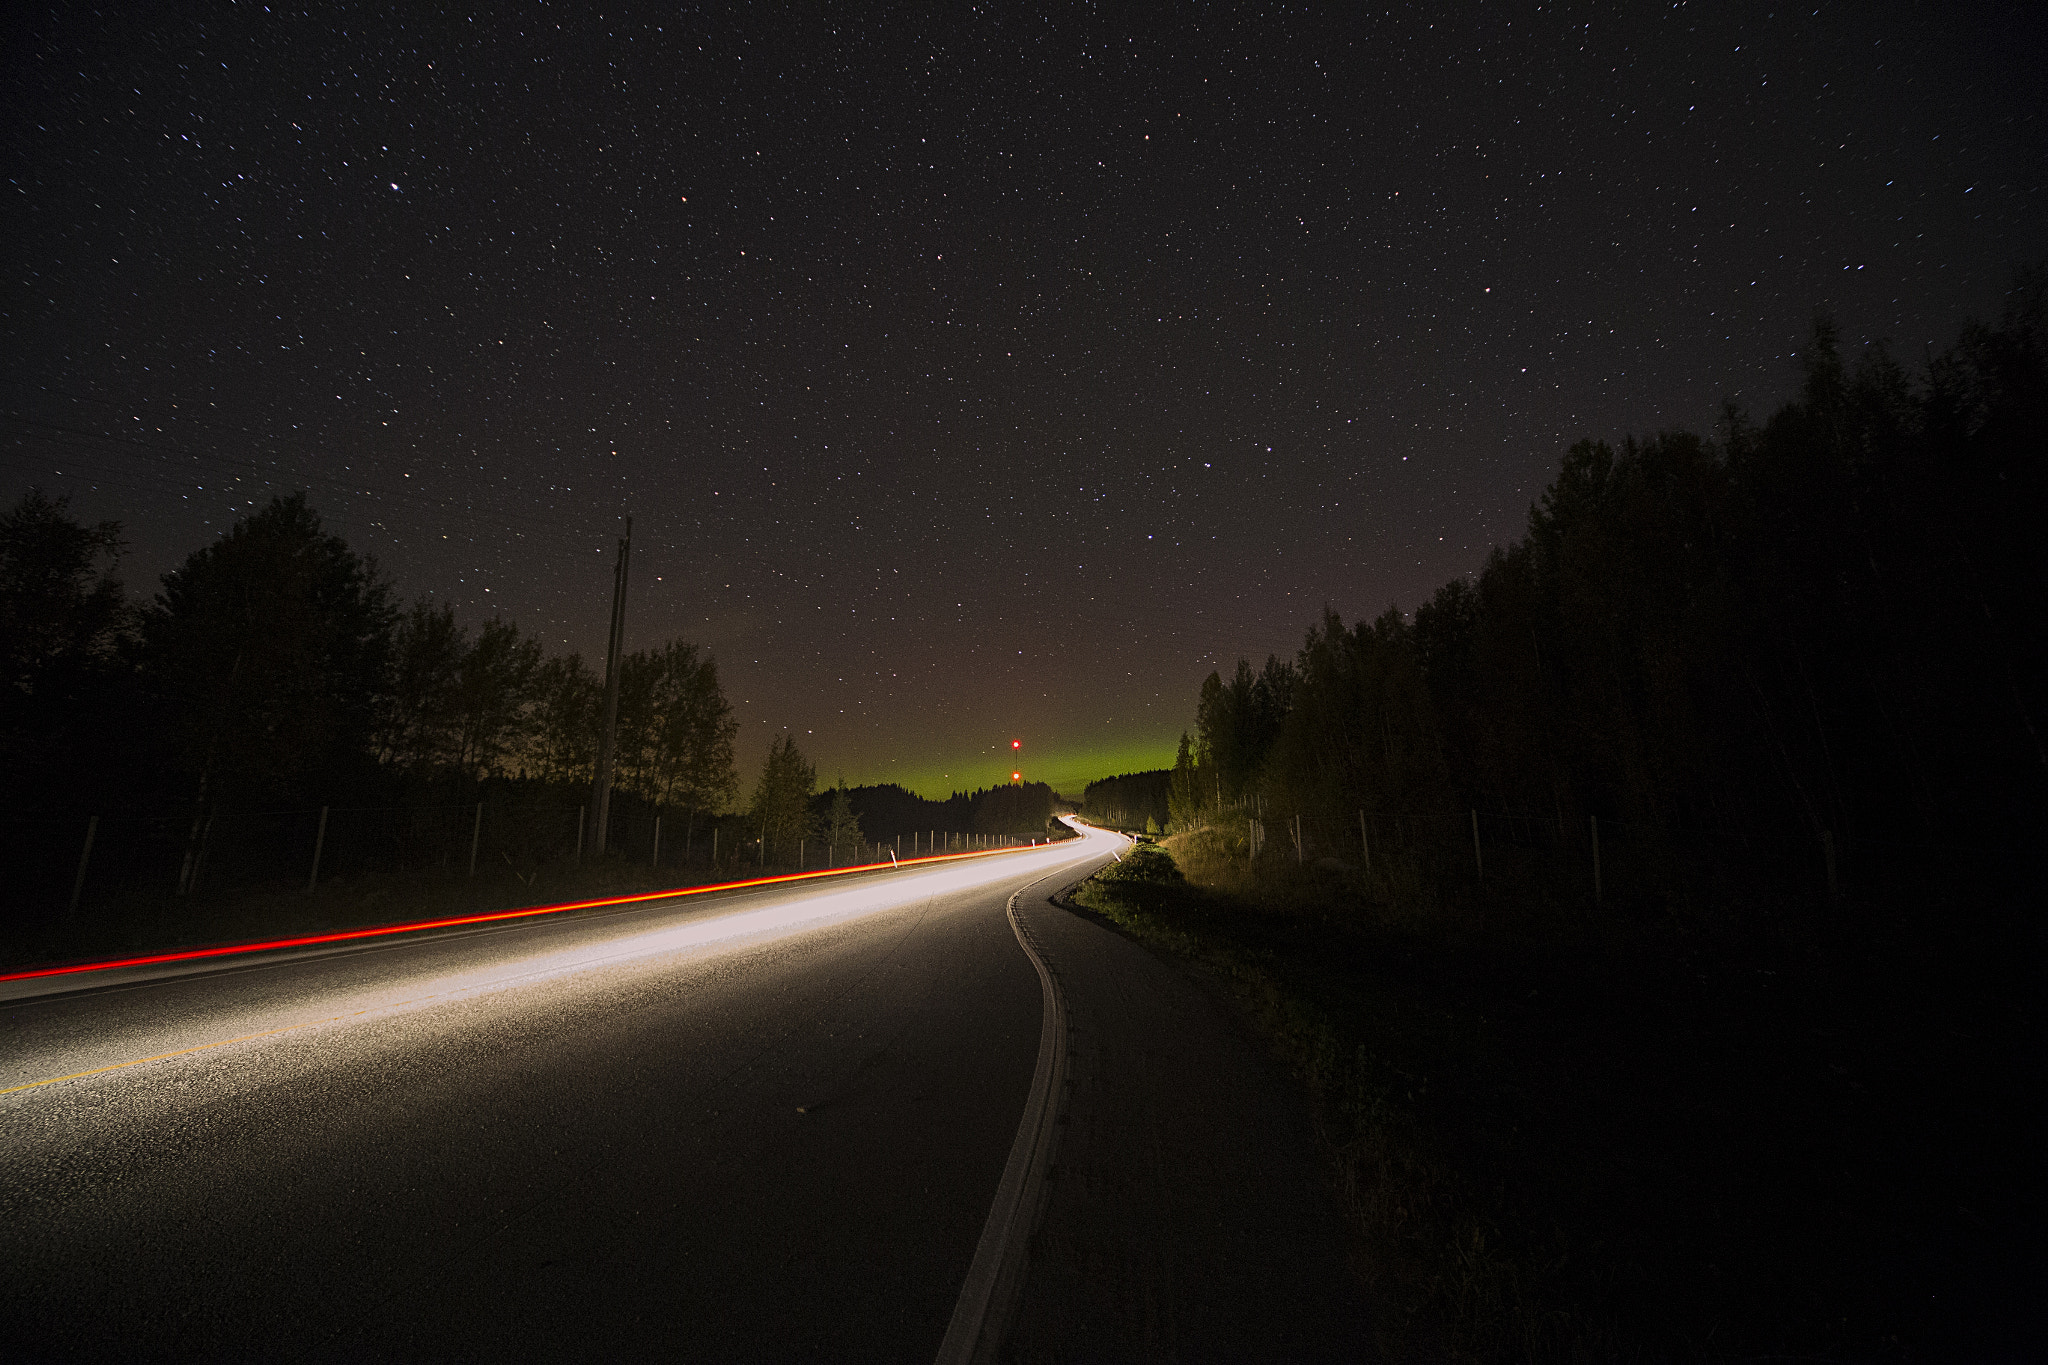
[4,282,2041,925]
[1166,291,2044,902]
[0,482,1066,926]
[1063,282,2046,1359]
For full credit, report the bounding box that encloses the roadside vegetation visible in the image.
[1072,835,2042,1361]
[1,482,1072,968]
[1073,295,2047,1360]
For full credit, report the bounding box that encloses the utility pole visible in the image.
[591,516,632,858]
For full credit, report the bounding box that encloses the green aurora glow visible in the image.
[869,731,1180,804]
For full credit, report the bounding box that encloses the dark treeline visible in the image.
[736,766,1066,870]
[1,486,1075,911]
[1172,289,2046,886]
[1083,770,1172,831]
[2,491,739,842]
[820,781,1064,843]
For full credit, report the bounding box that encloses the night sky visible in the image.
[6,3,2043,798]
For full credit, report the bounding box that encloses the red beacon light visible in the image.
[1012,739,1021,750]
[1012,771,1022,783]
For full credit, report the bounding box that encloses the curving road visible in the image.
[1,821,1370,1361]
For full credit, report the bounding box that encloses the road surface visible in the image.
[1,822,1370,1360]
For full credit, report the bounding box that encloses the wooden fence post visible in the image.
[68,815,99,915]
[469,802,483,878]
[576,805,586,863]
[1358,809,1369,873]
[653,814,663,869]
[190,806,217,893]
[1471,809,1484,880]
[308,806,329,893]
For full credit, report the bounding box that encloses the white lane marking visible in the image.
[935,863,1083,1365]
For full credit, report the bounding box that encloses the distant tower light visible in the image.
[1012,739,1021,750]
[1012,771,1021,782]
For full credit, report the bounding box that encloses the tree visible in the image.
[821,781,864,862]
[448,618,541,783]
[1195,667,1242,801]
[0,490,131,795]
[1168,731,1202,830]
[1188,287,2048,890]
[622,640,738,815]
[749,733,817,861]
[0,489,128,700]
[526,652,600,784]
[377,600,464,774]
[1261,606,1450,819]
[973,780,1055,834]
[375,604,540,785]
[139,494,393,811]
[1082,770,1171,829]
[1195,656,1294,804]
[611,646,663,800]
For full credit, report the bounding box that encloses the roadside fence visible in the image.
[1227,803,2016,909]
[3,795,1064,921]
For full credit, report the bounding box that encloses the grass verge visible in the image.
[1070,830,2045,1362]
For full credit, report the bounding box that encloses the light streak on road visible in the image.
[0,842,1061,988]
[0,824,1124,1100]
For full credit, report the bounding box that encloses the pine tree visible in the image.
[749,733,817,863]
[1168,731,1201,830]
[822,782,864,862]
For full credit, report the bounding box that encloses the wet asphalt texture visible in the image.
[3,833,1370,1361]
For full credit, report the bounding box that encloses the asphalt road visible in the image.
[2,823,1371,1361]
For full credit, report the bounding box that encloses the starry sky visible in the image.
[5,3,2043,799]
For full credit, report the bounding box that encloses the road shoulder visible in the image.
[1000,882,1374,1362]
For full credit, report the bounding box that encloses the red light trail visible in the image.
[0,843,1043,986]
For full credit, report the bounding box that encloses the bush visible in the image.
[1092,844,1183,887]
